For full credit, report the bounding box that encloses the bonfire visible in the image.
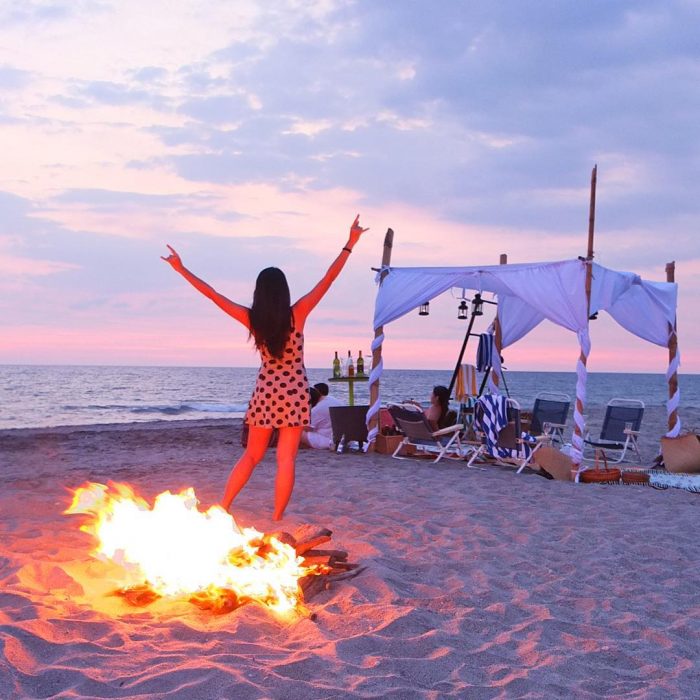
[65,482,359,616]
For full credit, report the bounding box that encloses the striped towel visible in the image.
[476,395,534,462]
[455,363,478,401]
[476,334,494,372]
[475,394,508,456]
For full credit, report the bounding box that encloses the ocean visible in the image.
[0,365,698,431]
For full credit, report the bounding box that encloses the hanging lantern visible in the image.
[457,300,469,320]
[418,301,430,316]
[471,293,484,317]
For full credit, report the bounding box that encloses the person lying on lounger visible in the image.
[405,385,454,431]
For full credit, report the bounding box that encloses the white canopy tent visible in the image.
[366,258,680,467]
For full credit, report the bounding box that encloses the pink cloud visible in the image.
[0,254,79,276]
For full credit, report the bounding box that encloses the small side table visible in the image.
[327,375,369,406]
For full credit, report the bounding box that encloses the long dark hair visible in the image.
[433,385,450,424]
[248,267,293,359]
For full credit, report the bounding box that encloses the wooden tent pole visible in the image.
[367,229,394,449]
[489,254,507,391]
[666,261,679,433]
[573,165,597,460]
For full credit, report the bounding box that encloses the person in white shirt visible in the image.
[301,384,343,449]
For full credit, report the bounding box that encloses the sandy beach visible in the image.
[1,406,700,699]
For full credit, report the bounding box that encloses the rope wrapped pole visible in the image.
[665,261,681,437]
[487,254,507,393]
[572,165,596,472]
[366,229,394,449]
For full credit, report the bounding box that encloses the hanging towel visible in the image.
[455,363,478,401]
[476,333,494,372]
[476,395,534,461]
[475,394,508,452]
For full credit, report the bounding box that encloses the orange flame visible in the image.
[65,482,309,615]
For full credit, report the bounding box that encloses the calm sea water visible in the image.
[0,365,698,431]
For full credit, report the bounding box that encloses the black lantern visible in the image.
[419,301,430,316]
[471,293,484,317]
[457,300,469,320]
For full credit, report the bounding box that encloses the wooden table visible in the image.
[327,375,369,406]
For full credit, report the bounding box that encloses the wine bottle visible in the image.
[346,350,354,377]
[356,350,364,375]
[332,351,341,379]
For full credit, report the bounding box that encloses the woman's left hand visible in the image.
[348,214,369,248]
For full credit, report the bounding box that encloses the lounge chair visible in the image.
[529,391,571,443]
[466,395,545,473]
[329,405,369,452]
[388,405,465,463]
[583,398,644,464]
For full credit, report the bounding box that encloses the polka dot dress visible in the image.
[245,329,310,428]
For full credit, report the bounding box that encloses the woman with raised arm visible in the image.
[162,215,368,520]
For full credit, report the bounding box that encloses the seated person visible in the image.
[301,385,342,449]
[313,382,343,409]
[405,385,455,431]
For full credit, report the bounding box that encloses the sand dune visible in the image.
[1,407,699,698]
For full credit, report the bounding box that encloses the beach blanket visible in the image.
[649,472,700,493]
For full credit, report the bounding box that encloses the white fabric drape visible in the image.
[373,260,589,331]
[370,258,680,461]
[497,296,544,348]
[366,332,384,444]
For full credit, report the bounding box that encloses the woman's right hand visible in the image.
[161,244,184,272]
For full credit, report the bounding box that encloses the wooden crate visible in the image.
[374,434,404,455]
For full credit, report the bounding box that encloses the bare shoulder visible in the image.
[291,303,306,332]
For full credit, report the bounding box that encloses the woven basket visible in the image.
[580,450,621,484]
[621,470,650,486]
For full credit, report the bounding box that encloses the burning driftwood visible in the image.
[66,482,363,616]
[113,525,362,612]
[287,525,364,603]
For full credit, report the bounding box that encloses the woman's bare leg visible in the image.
[221,426,272,511]
[272,426,303,521]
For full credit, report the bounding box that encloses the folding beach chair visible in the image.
[388,405,466,463]
[329,405,369,452]
[466,395,545,473]
[530,391,571,443]
[583,398,644,464]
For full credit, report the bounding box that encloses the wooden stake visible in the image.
[573,165,597,457]
[666,261,679,433]
[587,166,597,264]
[367,228,394,450]
[295,535,332,556]
[490,254,507,391]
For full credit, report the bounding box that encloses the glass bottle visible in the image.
[333,351,341,379]
[356,350,364,376]
[346,350,354,377]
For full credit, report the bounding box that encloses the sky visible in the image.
[0,0,698,373]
